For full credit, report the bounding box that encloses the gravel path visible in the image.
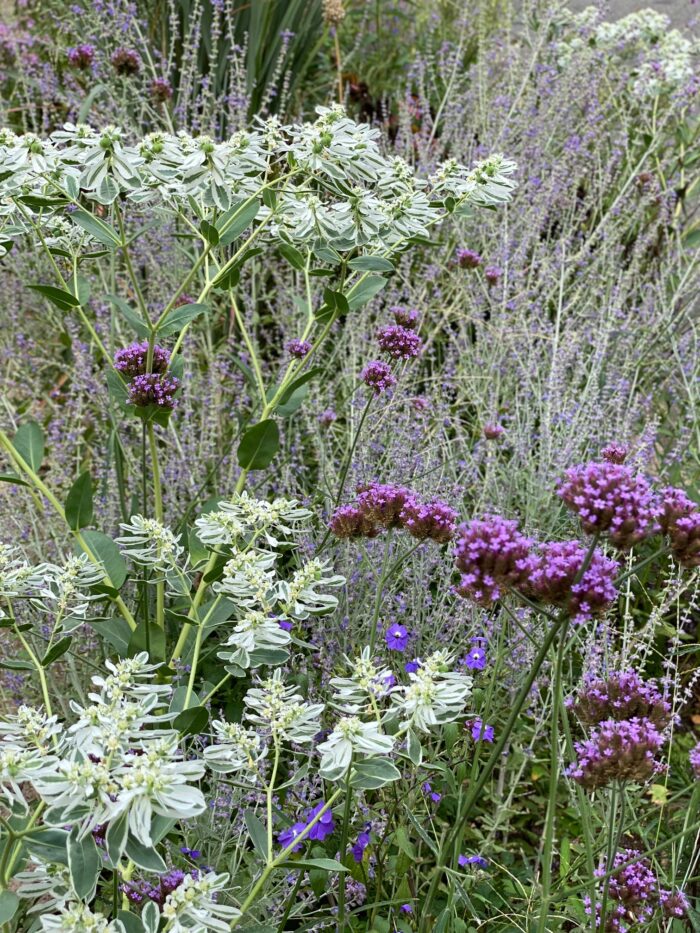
[566,0,697,29]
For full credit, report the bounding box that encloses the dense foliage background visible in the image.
[0,0,698,930]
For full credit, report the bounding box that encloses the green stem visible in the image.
[368,532,393,654]
[147,423,165,629]
[336,765,354,928]
[599,784,620,930]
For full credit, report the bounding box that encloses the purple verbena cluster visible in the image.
[570,671,671,729]
[567,717,666,789]
[584,849,687,931]
[285,338,312,359]
[658,486,700,568]
[455,247,482,268]
[558,460,658,549]
[527,541,619,623]
[483,422,504,440]
[376,324,422,360]
[127,373,180,410]
[66,44,95,69]
[330,483,457,544]
[601,442,628,464]
[122,868,207,907]
[114,341,170,378]
[361,360,396,395]
[151,77,173,102]
[111,46,141,75]
[453,515,536,606]
[390,305,419,329]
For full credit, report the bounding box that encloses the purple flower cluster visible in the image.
[278,801,335,852]
[67,44,95,69]
[690,741,700,779]
[483,422,504,440]
[527,541,619,623]
[151,77,173,102]
[567,717,666,789]
[114,341,170,378]
[390,305,419,329]
[570,671,671,729]
[484,265,502,286]
[558,460,658,549]
[584,849,687,931]
[111,46,141,75]
[361,360,396,395]
[127,373,180,410]
[330,483,457,544]
[455,247,482,269]
[123,868,207,907]
[454,515,536,605]
[601,442,628,464]
[658,486,700,568]
[286,338,312,359]
[376,324,422,360]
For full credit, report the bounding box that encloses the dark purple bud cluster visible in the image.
[570,671,671,729]
[285,339,312,359]
[601,442,628,464]
[567,717,666,789]
[390,305,419,329]
[67,44,95,69]
[658,486,700,568]
[455,247,482,268]
[111,47,141,75]
[361,360,396,395]
[114,341,170,378]
[330,482,457,544]
[151,78,173,102]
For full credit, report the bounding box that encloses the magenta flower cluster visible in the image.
[454,515,536,606]
[286,339,312,359]
[67,44,95,69]
[584,849,687,931]
[111,47,141,76]
[376,324,422,360]
[114,341,170,378]
[527,541,619,624]
[455,247,482,269]
[114,342,179,411]
[570,671,671,729]
[658,486,700,568]
[390,305,419,329]
[361,360,396,395]
[330,483,457,544]
[558,459,658,550]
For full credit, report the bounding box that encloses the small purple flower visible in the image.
[67,43,95,69]
[351,831,371,863]
[376,324,422,360]
[127,373,180,410]
[400,904,413,914]
[361,360,396,395]
[690,742,700,779]
[278,618,293,632]
[483,422,504,440]
[318,408,337,427]
[306,802,335,841]
[458,854,488,868]
[422,782,441,804]
[471,718,494,742]
[485,265,502,285]
[601,442,628,464]
[455,247,482,269]
[463,646,486,670]
[385,624,409,652]
[404,659,421,674]
[286,339,312,359]
[278,822,306,852]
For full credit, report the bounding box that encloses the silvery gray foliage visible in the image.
[0,105,517,257]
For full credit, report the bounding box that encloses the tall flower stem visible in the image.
[147,422,165,629]
[368,531,393,654]
[599,783,621,929]
[336,764,354,927]
[536,618,570,932]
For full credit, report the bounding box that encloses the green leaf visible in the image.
[157,303,208,338]
[117,910,145,933]
[67,826,101,901]
[124,834,167,873]
[348,275,387,311]
[0,659,34,671]
[128,621,166,663]
[200,219,220,246]
[237,419,280,470]
[348,256,395,273]
[244,811,269,859]
[106,813,129,867]
[41,636,73,667]
[24,828,69,865]
[173,705,209,736]
[88,618,132,656]
[323,288,349,315]
[65,470,94,530]
[394,825,417,859]
[350,757,401,790]
[280,858,349,872]
[76,530,128,589]
[406,729,422,766]
[0,474,29,487]
[276,384,308,417]
[28,284,80,311]
[69,208,121,249]
[13,421,44,472]
[217,200,260,245]
[279,242,306,270]
[107,294,150,338]
[0,891,19,924]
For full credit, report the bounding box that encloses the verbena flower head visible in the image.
[151,78,173,103]
[319,408,337,427]
[111,47,141,76]
[390,305,419,329]
[127,373,180,410]
[66,44,95,69]
[658,486,700,568]
[361,360,396,394]
[571,671,672,729]
[285,338,312,359]
[483,422,504,440]
[454,515,536,606]
[567,717,666,789]
[558,460,658,549]
[376,324,422,360]
[455,247,482,268]
[659,888,690,920]
[485,265,502,285]
[584,849,658,931]
[328,504,380,539]
[527,541,619,622]
[601,442,628,464]
[399,498,458,543]
[114,341,170,377]
[356,482,413,529]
